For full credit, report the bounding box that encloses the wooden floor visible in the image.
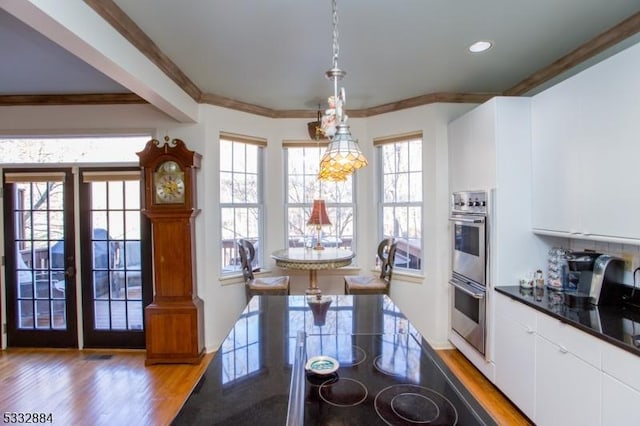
[0,348,529,425]
[438,349,532,425]
[0,349,213,426]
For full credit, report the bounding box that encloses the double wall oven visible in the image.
[449,190,488,356]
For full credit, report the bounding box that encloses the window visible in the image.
[219,133,265,274]
[376,132,423,272]
[284,142,355,250]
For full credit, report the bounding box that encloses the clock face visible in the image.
[154,161,185,204]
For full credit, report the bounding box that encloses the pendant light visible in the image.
[318,0,367,182]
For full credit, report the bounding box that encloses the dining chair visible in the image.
[344,238,397,295]
[237,239,289,302]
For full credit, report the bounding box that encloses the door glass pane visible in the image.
[89,179,143,331]
[13,181,67,330]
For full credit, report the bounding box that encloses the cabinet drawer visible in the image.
[602,343,640,392]
[494,292,536,330]
[536,312,602,369]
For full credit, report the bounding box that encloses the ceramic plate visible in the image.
[305,355,340,375]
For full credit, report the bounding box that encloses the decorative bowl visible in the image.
[305,355,339,375]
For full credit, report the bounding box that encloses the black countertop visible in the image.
[495,286,640,357]
[173,295,497,425]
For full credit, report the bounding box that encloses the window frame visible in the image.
[376,132,423,273]
[219,133,266,276]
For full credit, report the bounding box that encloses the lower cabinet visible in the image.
[493,291,640,426]
[602,374,640,426]
[494,294,536,419]
[535,335,601,426]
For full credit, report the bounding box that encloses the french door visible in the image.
[3,169,78,347]
[3,168,151,348]
[78,168,151,348]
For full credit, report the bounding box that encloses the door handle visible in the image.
[449,279,485,299]
[448,216,485,224]
[65,265,76,278]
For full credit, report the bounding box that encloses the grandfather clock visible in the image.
[138,136,204,365]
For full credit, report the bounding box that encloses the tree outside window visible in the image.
[378,135,422,271]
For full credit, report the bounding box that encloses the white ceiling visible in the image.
[1,0,639,112]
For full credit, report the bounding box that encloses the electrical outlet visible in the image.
[621,252,635,272]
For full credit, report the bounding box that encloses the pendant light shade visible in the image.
[318,123,368,181]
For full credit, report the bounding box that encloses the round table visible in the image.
[271,247,355,295]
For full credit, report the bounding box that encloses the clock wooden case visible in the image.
[138,137,204,365]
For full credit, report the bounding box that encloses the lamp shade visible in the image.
[318,123,367,181]
[307,199,331,226]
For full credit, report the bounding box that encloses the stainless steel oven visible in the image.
[449,190,488,356]
[450,277,486,355]
[449,191,487,286]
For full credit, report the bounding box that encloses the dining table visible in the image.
[271,247,354,295]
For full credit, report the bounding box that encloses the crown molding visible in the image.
[0,93,146,106]
[505,11,640,96]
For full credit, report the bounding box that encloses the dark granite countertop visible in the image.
[173,294,496,425]
[495,286,640,357]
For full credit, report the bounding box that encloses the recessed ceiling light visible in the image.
[469,40,493,53]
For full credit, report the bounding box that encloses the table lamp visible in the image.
[307,199,331,250]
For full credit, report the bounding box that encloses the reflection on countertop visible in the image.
[496,286,640,357]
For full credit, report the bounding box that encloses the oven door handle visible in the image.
[449,279,486,299]
[448,216,484,224]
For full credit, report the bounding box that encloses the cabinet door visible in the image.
[531,89,582,234]
[578,72,640,240]
[448,100,497,192]
[494,317,536,419]
[602,374,640,426]
[535,335,601,426]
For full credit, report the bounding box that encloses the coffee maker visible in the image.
[565,251,601,293]
[590,255,625,305]
[564,252,625,307]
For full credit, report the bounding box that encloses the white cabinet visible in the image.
[602,374,640,426]
[531,86,582,234]
[493,293,536,419]
[448,99,496,192]
[601,341,640,426]
[531,44,640,243]
[493,291,640,425]
[534,310,603,426]
[535,334,602,426]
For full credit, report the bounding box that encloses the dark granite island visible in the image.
[173,295,496,425]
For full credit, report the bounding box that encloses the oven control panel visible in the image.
[451,191,487,214]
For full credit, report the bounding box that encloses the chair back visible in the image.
[237,239,256,282]
[378,238,397,282]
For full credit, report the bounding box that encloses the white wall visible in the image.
[0,101,474,351]
[366,103,475,348]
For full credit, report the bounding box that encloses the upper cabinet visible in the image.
[531,42,640,243]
